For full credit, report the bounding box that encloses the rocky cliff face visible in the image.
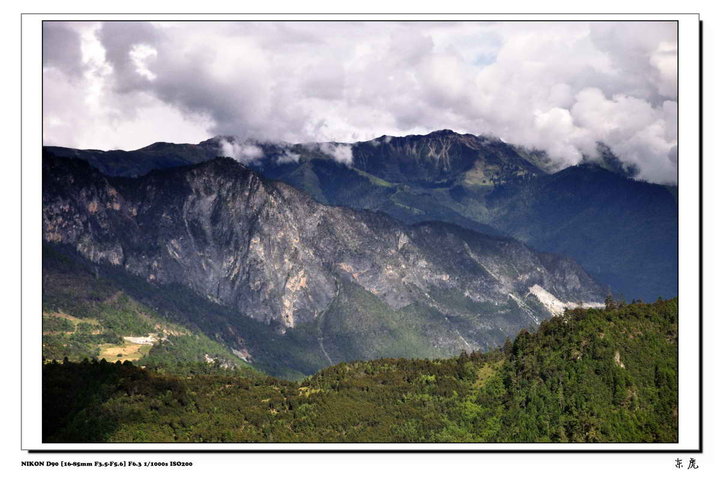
[43,153,606,358]
[44,131,677,304]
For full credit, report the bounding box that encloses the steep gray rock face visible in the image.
[43,153,606,357]
[43,130,677,303]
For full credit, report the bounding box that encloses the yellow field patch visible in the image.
[98,342,152,362]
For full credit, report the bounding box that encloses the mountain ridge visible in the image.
[43,151,606,376]
[44,130,677,301]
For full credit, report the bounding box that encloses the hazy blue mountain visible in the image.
[485,163,677,301]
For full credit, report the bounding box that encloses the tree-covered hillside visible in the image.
[42,243,258,375]
[43,299,677,443]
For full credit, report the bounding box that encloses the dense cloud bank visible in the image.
[43,21,677,183]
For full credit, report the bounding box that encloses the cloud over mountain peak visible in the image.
[43,21,677,184]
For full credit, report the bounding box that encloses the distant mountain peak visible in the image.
[199,135,238,147]
[426,129,461,137]
[580,142,638,179]
[137,141,196,152]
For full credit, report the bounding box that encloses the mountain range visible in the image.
[45,130,678,302]
[43,150,606,378]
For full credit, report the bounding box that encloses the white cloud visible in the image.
[219,139,264,163]
[42,21,678,183]
[316,143,353,165]
[650,41,678,98]
[276,151,301,164]
[129,44,158,81]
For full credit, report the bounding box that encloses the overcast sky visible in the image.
[42,21,677,183]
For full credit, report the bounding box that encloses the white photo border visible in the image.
[21,12,702,452]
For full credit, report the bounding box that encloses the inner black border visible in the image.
[24,13,702,454]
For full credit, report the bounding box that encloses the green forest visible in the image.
[43,298,678,443]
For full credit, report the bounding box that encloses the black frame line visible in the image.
[21,13,703,16]
[24,13,702,454]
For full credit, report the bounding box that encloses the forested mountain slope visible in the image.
[43,299,678,443]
